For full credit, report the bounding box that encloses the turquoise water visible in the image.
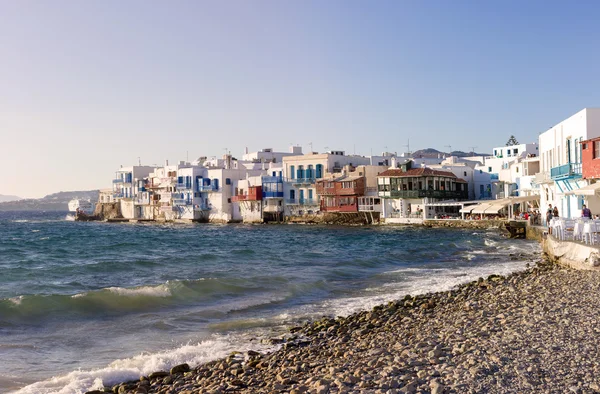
[0,211,540,393]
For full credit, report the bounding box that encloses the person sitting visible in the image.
[582,204,592,219]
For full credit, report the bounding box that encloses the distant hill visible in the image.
[0,190,99,211]
[0,194,21,203]
[411,148,490,158]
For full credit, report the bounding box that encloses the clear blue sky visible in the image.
[2,0,600,198]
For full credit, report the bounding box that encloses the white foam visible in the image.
[106,285,172,298]
[322,258,533,317]
[8,296,23,306]
[13,335,275,394]
[65,215,75,222]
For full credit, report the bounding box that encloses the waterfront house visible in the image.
[282,150,371,217]
[231,176,264,223]
[377,163,468,223]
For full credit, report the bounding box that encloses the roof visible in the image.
[377,168,458,178]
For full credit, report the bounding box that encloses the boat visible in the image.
[68,199,95,214]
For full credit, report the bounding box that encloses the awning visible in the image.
[564,183,600,196]
[507,195,540,203]
[470,203,496,214]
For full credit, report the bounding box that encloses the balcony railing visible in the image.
[231,194,260,202]
[490,173,499,180]
[262,175,283,183]
[195,204,210,211]
[176,183,191,190]
[172,198,191,206]
[358,204,382,212]
[286,178,316,185]
[286,198,318,206]
[381,190,468,200]
[263,191,284,198]
[198,184,218,192]
[550,163,582,180]
[113,179,123,184]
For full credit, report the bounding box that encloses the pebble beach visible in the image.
[92,258,600,394]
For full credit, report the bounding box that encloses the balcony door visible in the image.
[299,189,305,203]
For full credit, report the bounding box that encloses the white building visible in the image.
[538,108,600,219]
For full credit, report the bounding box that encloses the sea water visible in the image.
[0,211,540,393]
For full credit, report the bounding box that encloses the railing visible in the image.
[322,205,357,213]
[490,173,499,180]
[263,191,284,198]
[198,184,218,192]
[382,190,468,199]
[286,199,318,205]
[358,204,382,212]
[172,198,191,206]
[365,187,378,194]
[176,183,191,190]
[113,179,124,184]
[535,171,551,183]
[262,175,283,183]
[231,194,260,202]
[286,178,316,184]
[550,163,582,179]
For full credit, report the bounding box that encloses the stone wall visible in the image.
[93,202,122,220]
[423,219,508,230]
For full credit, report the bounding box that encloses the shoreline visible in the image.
[84,253,600,394]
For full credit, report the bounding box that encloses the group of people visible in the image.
[545,203,599,225]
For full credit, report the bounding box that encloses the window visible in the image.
[583,143,588,150]
[315,164,323,178]
[464,171,467,176]
[225,178,231,185]
[488,167,492,172]
[516,167,519,173]
[595,141,600,159]
[290,165,295,179]
[227,198,231,203]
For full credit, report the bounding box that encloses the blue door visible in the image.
[290,190,295,201]
[299,190,305,203]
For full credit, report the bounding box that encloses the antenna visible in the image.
[309,142,313,152]
[186,151,189,162]
[137,157,141,166]
[401,139,411,154]
[468,146,478,156]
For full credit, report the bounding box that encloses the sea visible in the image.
[0,211,541,394]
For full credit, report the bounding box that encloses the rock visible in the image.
[148,371,170,380]
[169,363,190,374]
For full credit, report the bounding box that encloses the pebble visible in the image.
[103,259,600,394]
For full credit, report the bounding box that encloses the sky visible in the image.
[2,1,600,198]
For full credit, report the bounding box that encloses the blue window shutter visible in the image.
[290,166,295,179]
[213,179,219,189]
[226,178,231,185]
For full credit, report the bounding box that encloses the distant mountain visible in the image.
[411,148,490,158]
[0,194,21,203]
[0,190,99,211]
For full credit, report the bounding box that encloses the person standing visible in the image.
[546,204,553,225]
[553,206,559,218]
[582,204,592,219]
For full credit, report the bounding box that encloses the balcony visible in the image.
[231,194,260,202]
[198,184,218,192]
[286,177,316,185]
[550,163,582,180]
[172,198,191,206]
[262,175,283,183]
[113,178,124,184]
[359,204,382,212]
[263,191,284,198]
[286,198,318,206]
[195,204,210,211]
[176,183,191,190]
[382,190,468,200]
[490,173,499,180]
